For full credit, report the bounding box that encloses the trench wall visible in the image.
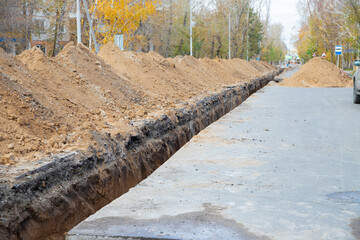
[0,69,281,240]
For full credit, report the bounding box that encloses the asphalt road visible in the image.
[280,65,301,78]
[68,86,360,240]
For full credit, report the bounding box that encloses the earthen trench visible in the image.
[0,69,282,240]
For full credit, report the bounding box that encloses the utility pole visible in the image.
[77,0,81,44]
[190,0,193,56]
[246,5,249,61]
[229,13,231,59]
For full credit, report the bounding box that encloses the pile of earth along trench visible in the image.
[0,43,282,240]
[279,57,352,87]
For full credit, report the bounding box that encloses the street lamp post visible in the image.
[246,5,249,61]
[77,0,81,44]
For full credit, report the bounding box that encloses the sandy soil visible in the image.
[0,42,274,166]
[279,58,352,88]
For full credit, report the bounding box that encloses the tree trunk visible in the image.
[52,0,67,57]
[330,42,334,64]
[240,30,246,58]
[178,8,188,54]
[52,8,60,57]
[164,0,173,57]
[210,37,215,59]
[233,35,239,58]
[22,0,29,51]
[216,35,222,57]
[233,7,245,59]
[20,0,36,51]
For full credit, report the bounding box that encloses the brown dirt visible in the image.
[0,42,275,169]
[0,71,280,240]
[98,42,273,100]
[279,57,352,87]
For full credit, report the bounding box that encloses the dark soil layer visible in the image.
[0,69,281,240]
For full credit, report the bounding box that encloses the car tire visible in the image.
[354,87,360,104]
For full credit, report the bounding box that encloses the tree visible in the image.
[88,0,267,60]
[0,0,40,54]
[261,24,286,64]
[92,0,158,46]
[0,0,20,53]
[243,7,263,59]
[43,0,69,56]
[296,24,317,62]
[295,0,360,65]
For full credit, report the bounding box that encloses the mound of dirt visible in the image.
[99,42,275,102]
[0,44,149,167]
[0,48,66,165]
[280,58,352,87]
[0,41,276,169]
[16,47,48,71]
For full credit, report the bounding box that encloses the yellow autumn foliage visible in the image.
[93,0,159,46]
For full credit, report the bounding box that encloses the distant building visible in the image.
[31,4,77,56]
[0,2,77,56]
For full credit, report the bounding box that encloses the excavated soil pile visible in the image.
[98,42,270,102]
[0,42,279,240]
[0,42,274,169]
[0,44,150,168]
[280,57,352,87]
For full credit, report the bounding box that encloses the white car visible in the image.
[354,60,360,104]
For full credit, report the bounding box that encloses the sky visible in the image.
[269,0,301,50]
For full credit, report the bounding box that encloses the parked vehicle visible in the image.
[353,60,360,104]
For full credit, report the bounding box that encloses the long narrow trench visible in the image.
[0,70,281,240]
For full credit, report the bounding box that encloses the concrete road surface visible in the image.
[68,87,360,240]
